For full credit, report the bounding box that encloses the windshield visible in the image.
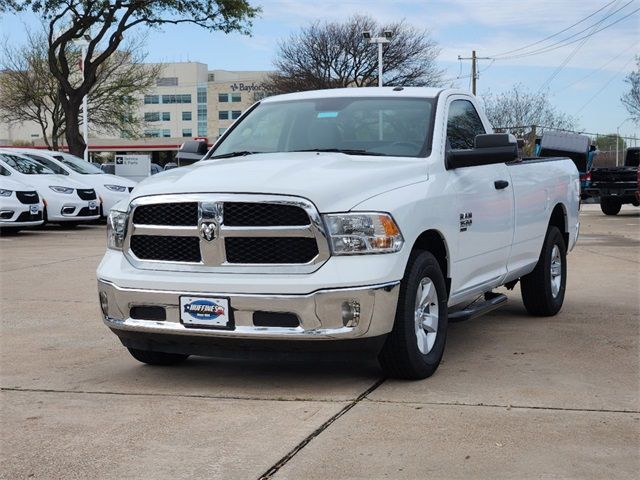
[24,153,69,175]
[209,97,436,158]
[52,152,105,174]
[0,153,56,174]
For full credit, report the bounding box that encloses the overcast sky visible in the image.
[1,0,639,139]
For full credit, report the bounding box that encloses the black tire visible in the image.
[600,197,621,216]
[520,226,567,317]
[127,348,189,366]
[378,251,448,380]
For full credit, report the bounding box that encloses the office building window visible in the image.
[219,111,229,120]
[182,111,192,121]
[231,110,242,120]
[161,94,191,104]
[144,95,159,104]
[198,122,207,137]
[182,128,192,137]
[162,112,170,121]
[144,129,160,137]
[218,93,229,102]
[231,92,241,102]
[144,112,160,122]
[161,129,171,138]
[156,77,178,87]
[208,73,216,82]
[197,86,207,104]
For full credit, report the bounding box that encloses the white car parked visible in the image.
[0,165,44,232]
[0,152,100,224]
[4,149,136,218]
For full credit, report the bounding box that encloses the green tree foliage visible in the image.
[595,134,626,152]
[4,1,259,155]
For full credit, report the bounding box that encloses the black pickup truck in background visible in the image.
[585,147,640,215]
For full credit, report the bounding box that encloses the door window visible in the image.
[447,100,485,150]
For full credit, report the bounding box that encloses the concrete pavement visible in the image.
[1,205,638,479]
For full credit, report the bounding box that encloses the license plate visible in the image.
[180,296,230,327]
[29,205,39,215]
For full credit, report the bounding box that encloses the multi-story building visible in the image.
[140,62,209,140]
[0,62,272,159]
[207,70,271,138]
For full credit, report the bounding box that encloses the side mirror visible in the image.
[447,133,518,169]
[176,140,208,165]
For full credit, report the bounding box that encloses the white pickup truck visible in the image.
[97,87,580,379]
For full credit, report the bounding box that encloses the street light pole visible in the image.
[81,43,89,162]
[363,30,394,87]
[377,41,383,87]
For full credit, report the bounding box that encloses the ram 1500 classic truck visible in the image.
[97,87,580,379]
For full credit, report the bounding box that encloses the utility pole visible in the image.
[458,51,491,95]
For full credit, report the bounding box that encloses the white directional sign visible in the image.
[114,154,150,182]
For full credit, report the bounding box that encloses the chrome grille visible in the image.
[124,194,330,274]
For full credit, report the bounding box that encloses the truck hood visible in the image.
[130,152,427,212]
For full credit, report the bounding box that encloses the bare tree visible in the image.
[0,32,160,149]
[481,84,576,138]
[4,1,259,156]
[0,32,61,149]
[621,55,640,125]
[265,15,444,94]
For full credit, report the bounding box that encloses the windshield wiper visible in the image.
[292,148,386,156]
[209,151,262,159]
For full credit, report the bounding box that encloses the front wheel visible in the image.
[520,226,567,316]
[378,251,448,380]
[127,348,190,366]
[600,197,621,216]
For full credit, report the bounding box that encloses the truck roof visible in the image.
[261,86,450,103]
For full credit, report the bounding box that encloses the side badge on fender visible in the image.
[460,212,473,232]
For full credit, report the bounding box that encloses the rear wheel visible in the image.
[600,197,621,216]
[127,348,190,366]
[520,226,567,316]
[378,251,448,380]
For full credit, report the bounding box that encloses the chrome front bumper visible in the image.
[98,279,400,340]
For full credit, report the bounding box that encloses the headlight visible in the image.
[0,189,12,197]
[323,213,404,255]
[49,186,74,194]
[107,209,129,250]
[104,184,127,193]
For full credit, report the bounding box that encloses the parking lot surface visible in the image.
[1,205,639,479]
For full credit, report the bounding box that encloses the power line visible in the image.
[537,0,622,92]
[490,0,620,58]
[494,1,638,60]
[574,55,635,114]
[554,43,636,94]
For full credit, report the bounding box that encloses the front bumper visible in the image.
[98,279,399,341]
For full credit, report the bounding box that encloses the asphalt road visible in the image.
[1,204,638,479]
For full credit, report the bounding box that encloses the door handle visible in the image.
[494,180,509,190]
